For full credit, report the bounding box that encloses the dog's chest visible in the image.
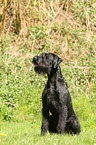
[47,92,57,103]
[45,88,59,108]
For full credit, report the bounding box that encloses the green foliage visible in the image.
[0,0,96,144]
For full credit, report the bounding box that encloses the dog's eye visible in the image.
[46,55,49,59]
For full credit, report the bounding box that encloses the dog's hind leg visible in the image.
[66,116,81,134]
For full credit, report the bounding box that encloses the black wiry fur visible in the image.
[32,53,81,135]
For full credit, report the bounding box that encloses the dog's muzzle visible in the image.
[32,56,38,65]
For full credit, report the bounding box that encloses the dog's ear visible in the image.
[53,55,63,68]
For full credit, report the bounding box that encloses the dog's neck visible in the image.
[47,66,63,85]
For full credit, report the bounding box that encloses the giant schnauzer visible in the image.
[32,53,81,135]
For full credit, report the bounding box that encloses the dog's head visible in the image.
[32,53,63,75]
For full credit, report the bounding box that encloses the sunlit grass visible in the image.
[0,121,96,145]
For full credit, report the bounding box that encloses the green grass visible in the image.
[0,120,96,145]
[0,0,96,144]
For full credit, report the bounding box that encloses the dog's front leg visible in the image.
[41,107,49,136]
[57,106,67,134]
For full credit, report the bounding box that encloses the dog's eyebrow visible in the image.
[49,54,53,60]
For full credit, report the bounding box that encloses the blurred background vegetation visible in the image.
[0,0,96,125]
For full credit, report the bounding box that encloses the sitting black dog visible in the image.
[32,53,81,135]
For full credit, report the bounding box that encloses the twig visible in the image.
[51,0,56,16]
[75,86,89,98]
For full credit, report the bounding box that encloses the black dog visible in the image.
[32,53,81,135]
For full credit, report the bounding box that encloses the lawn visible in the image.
[0,120,96,145]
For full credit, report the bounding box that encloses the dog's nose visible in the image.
[33,56,38,64]
[33,56,38,60]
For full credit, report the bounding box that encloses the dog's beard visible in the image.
[34,66,50,75]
